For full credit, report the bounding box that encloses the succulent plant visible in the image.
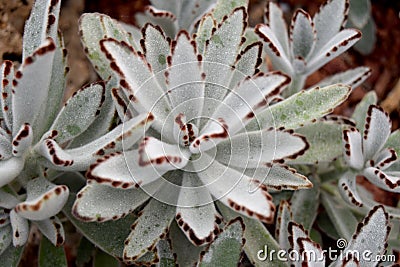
[255,0,368,95]
[337,93,400,217]
[0,0,73,252]
[285,205,390,266]
[69,0,369,265]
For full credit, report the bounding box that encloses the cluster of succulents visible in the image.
[0,0,398,266]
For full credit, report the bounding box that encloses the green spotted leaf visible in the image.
[79,13,137,79]
[198,219,244,267]
[212,0,248,22]
[248,84,351,130]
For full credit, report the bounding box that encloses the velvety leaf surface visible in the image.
[9,210,29,247]
[264,2,290,56]
[141,24,169,90]
[22,0,60,59]
[34,33,68,140]
[243,164,312,190]
[198,218,244,267]
[38,236,67,267]
[333,206,390,267]
[12,38,56,133]
[0,157,25,188]
[291,121,346,164]
[0,61,14,131]
[176,173,219,246]
[50,82,105,144]
[214,129,307,168]
[290,9,315,59]
[63,194,136,258]
[79,13,136,79]
[212,0,247,22]
[169,221,203,267]
[229,42,262,88]
[72,181,161,222]
[192,156,275,223]
[276,200,292,251]
[217,203,288,267]
[306,29,361,74]
[315,67,371,91]
[68,79,116,148]
[15,178,69,221]
[0,241,23,267]
[0,225,12,255]
[156,239,175,267]
[290,176,319,231]
[38,113,153,171]
[202,7,246,118]
[35,216,65,247]
[248,84,350,130]
[123,199,175,263]
[312,0,348,55]
[362,105,391,160]
[135,7,178,37]
[255,24,293,75]
[385,130,400,156]
[321,192,357,240]
[195,15,215,54]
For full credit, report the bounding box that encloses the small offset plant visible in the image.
[134,0,217,37]
[256,0,370,96]
[0,0,398,266]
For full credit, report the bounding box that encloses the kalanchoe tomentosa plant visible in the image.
[68,0,381,265]
[135,0,217,37]
[0,0,73,251]
[73,6,317,263]
[255,0,370,96]
[335,91,400,218]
